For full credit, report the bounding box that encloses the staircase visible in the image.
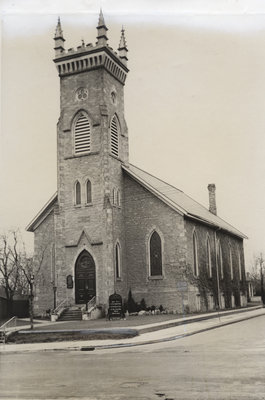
[58,307,82,321]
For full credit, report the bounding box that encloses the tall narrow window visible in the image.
[229,247,234,280]
[117,189,121,207]
[86,179,92,203]
[150,231,162,276]
[218,243,223,279]
[110,115,119,157]
[74,113,91,154]
[115,242,121,279]
[75,181,81,205]
[192,232,199,276]
[112,188,116,205]
[238,250,242,281]
[206,237,212,278]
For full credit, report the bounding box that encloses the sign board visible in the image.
[108,292,123,320]
[176,281,188,292]
[66,275,73,289]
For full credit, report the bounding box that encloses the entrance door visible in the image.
[75,251,96,304]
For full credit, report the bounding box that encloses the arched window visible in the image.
[192,232,199,276]
[117,189,121,207]
[74,113,91,154]
[149,231,162,276]
[206,237,212,278]
[75,181,81,205]
[217,242,223,279]
[115,242,121,279]
[86,179,92,204]
[238,250,242,281]
[110,115,119,157]
[229,247,234,280]
[112,188,116,205]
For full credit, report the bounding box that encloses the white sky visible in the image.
[1,0,265,269]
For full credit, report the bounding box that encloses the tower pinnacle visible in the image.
[96,9,108,46]
[118,27,128,65]
[54,17,65,57]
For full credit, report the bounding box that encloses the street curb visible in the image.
[81,310,265,351]
[1,309,264,354]
[137,305,263,334]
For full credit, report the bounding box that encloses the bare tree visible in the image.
[0,231,23,313]
[20,250,46,329]
[0,229,49,328]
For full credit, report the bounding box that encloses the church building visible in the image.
[27,12,247,317]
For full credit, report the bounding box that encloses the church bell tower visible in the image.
[53,12,129,309]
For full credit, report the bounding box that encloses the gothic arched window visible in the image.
[112,188,116,205]
[75,181,81,205]
[74,113,91,154]
[86,179,92,204]
[238,250,242,281]
[206,237,212,278]
[149,231,162,276]
[115,242,121,279]
[117,189,121,207]
[192,232,199,276]
[218,242,224,279]
[110,115,119,157]
[229,247,234,280]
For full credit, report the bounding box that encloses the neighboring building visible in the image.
[27,12,247,316]
[0,286,8,321]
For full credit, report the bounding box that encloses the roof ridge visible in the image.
[128,163,183,193]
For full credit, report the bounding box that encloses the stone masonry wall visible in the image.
[185,218,246,310]
[34,211,55,316]
[55,67,128,308]
[123,174,187,312]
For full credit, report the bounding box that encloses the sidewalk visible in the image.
[1,306,264,353]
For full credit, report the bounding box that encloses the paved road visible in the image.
[1,315,265,400]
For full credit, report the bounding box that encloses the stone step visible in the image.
[58,308,82,321]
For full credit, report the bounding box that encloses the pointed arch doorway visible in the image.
[75,250,96,304]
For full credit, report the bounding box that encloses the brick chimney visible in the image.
[207,184,217,215]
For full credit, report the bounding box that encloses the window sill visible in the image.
[116,278,122,282]
[85,203,93,207]
[65,151,99,160]
[148,275,163,280]
[74,204,82,208]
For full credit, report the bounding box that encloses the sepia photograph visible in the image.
[1,0,265,399]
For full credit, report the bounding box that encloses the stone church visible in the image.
[27,12,247,317]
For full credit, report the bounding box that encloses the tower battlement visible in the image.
[53,11,129,85]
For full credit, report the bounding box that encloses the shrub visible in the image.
[140,298,147,311]
[127,289,138,313]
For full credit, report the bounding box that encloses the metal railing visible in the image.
[86,296,96,312]
[0,316,17,344]
[52,298,71,317]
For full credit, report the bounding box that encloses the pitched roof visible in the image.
[122,164,247,239]
[26,192,58,232]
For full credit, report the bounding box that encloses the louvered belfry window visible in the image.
[110,116,119,157]
[74,113,91,154]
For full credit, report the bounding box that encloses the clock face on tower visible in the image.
[76,88,88,101]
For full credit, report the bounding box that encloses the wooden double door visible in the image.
[75,251,96,304]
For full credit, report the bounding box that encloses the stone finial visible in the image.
[118,26,128,65]
[207,184,217,215]
[54,17,65,57]
[96,9,108,46]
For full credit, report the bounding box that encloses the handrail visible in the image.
[0,316,17,331]
[52,298,71,314]
[0,316,17,344]
[86,296,96,311]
